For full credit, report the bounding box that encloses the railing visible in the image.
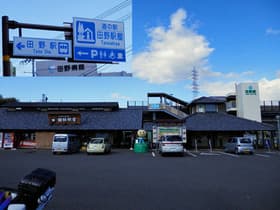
[148,103,188,119]
[261,101,280,112]
[127,100,148,107]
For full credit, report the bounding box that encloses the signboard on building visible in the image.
[13,37,72,58]
[36,60,97,76]
[73,17,126,62]
[152,126,187,143]
[48,113,81,125]
[3,133,14,149]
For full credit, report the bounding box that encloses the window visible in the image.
[161,135,182,142]
[54,136,67,142]
[166,135,182,142]
[197,105,205,113]
[205,104,217,112]
[90,138,104,144]
[240,138,251,144]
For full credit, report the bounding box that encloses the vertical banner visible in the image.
[182,127,187,143]
[0,132,3,148]
[3,133,14,149]
[152,126,157,143]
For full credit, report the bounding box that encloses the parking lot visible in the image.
[1,148,280,210]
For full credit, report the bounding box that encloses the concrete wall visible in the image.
[236,83,261,122]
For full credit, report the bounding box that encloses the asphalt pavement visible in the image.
[0,148,280,210]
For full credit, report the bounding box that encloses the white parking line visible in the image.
[185,150,197,157]
[255,154,270,158]
[199,152,220,156]
[216,151,239,157]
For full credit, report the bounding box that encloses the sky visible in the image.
[0,0,280,106]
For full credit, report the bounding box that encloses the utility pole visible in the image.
[2,16,11,76]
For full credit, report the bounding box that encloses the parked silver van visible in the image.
[224,137,254,154]
[52,134,81,154]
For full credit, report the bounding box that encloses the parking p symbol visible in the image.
[91,50,98,58]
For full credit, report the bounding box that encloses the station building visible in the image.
[0,83,278,150]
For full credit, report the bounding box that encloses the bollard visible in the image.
[208,139,212,152]
[195,139,198,153]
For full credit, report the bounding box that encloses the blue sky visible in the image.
[1,0,280,105]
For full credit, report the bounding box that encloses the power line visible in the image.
[95,0,131,19]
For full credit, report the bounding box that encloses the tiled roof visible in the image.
[185,112,275,131]
[1,102,119,109]
[190,96,226,104]
[0,108,142,131]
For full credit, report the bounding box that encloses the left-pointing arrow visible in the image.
[16,42,25,50]
[78,51,88,56]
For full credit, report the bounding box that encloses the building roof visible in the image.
[185,112,275,131]
[1,102,119,110]
[0,108,142,131]
[190,96,226,105]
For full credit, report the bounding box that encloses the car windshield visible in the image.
[240,138,252,144]
[54,137,67,142]
[165,135,182,142]
[90,139,104,144]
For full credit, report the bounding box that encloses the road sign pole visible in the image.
[2,16,11,76]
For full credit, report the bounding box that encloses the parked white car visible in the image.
[86,138,111,154]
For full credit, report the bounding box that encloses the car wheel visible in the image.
[235,148,239,154]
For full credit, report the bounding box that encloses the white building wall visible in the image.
[236,83,261,122]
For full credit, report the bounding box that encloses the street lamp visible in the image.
[276,115,280,150]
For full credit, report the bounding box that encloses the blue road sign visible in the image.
[13,37,72,58]
[73,17,126,62]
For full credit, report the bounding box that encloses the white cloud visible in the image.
[198,77,280,101]
[266,28,280,35]
[132,8,214,84]
[200,68,254,80]
[259,78,280,101]
[199,81,236,96]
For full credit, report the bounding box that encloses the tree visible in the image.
[0,96,18,105]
